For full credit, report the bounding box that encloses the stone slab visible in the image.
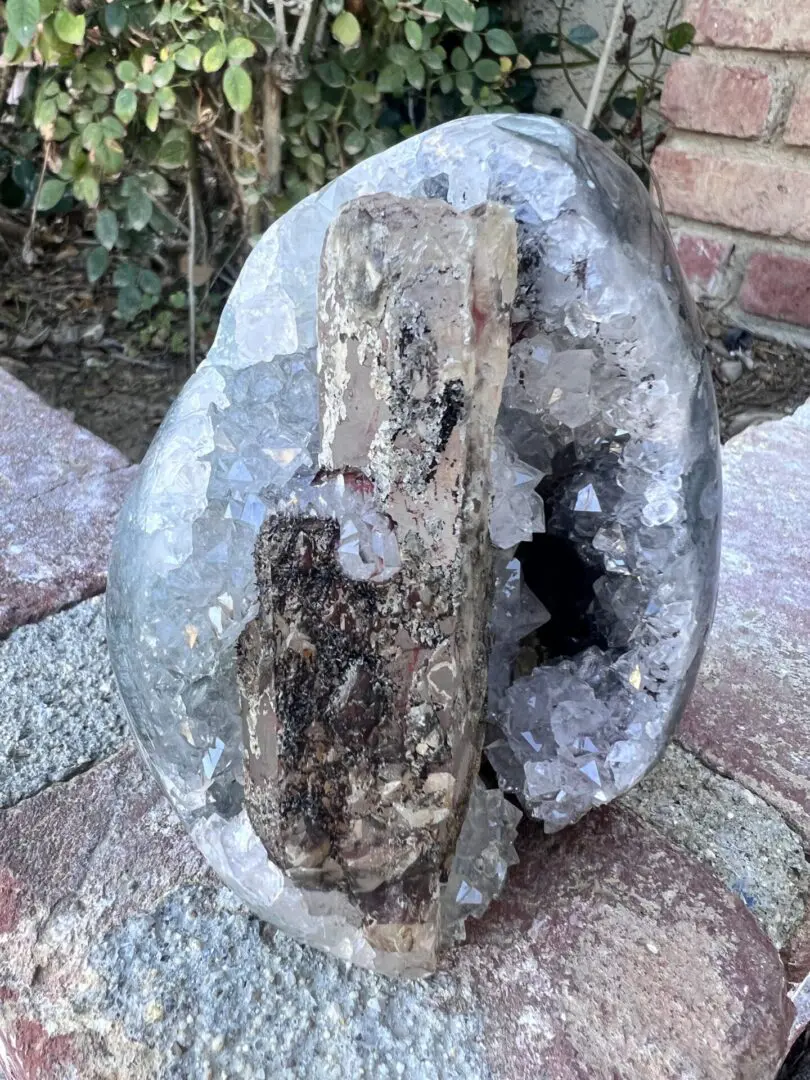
[0,749,792,1080]
[0,596,127,809]
[679,402,810,848]
[623,743,809,950]
[0,370,135,634]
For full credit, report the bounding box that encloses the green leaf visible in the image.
[104,1,127,37]
[451,47,469,71]
[567,24,598,45]
[316,61,345,87]
[351,79,379,103]
[455,70,474,94]
[376,63,404,94]
[223,66,252,112]
[114,89,137,124]
[87,68,115,94]
[7,0,40,45]
[127,186,153,230]
[34,97,57,129]
[665,21,695,51]
[145,98,160,131]
[324,0,343,11]
[332,10,361,48]
[175,44,201,70]
[443,0,475,32]
[473,57,501,81]
[82,122,104,151]
[463,31,481,60]
[153,60,175,87]
[343,129,366,155]
[136,73,154,93]
[302,80,321,110]
[138,268,161,295]
[422,48,443,72]
[37,177,66,210]
[473,4,489,31]
[116,60,138,83]
[203,42,227,72]
[117,284,143,320]
[155,85,176,109]
[113,262,137,288]
[422,0,442,20]
[157,127,189,168]
[52,116,72,140]
[387,43,411,66]
[404,54,424,88]
[95,208,119,249]
[54,9,85,44]
[405,20,422,50]
[86,246,109,283]
[438,73,453,94]
[73,173,100,206]
[100,115,125,139]
[485,28,517,54]
[352,98,373,128]
[227,36,256,61]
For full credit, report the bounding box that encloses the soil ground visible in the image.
[1,237,809,461]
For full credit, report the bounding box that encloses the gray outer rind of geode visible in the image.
[106,115,721,974]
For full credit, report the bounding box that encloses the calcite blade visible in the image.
[237,195,516,953]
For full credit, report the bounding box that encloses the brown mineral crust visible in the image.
[238,194,516,951]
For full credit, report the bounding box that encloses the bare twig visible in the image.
[212,124,262,155]
[249,0,277,30]
[291,0,316,54]
[273,0,287,48]
[313,4,329,57]
[262,69,283,195]
[583,0,625,129]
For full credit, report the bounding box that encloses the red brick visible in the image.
[662,56,773,138]
[0,750,793,1079]
[679,404,810,846]
[675,232,733,292]
[654,145,810,244]
[786,76,810,147]
[0,371,136,634]
[689,0,810,51]
[739,251,810,327]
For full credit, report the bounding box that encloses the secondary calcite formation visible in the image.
[238,196,517,954]
[107,115,721,975]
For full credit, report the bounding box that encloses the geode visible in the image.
[107,115,721,975]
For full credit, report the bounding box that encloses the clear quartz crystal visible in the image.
[107,115,721,974]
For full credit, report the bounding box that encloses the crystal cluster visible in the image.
[107,115,721,975]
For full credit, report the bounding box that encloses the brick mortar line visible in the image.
[718,304,810,348]
[0,741,133,818]
[667,214,810,258]
[692,42,810,64]
[661,128,810,167]
[674,733,810,856]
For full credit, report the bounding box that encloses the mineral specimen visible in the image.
[107,115,721,975]
[238,195,516,957]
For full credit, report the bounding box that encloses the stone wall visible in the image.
[654,0,810,343]
[519,0,675,120]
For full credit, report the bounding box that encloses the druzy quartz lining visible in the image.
[107,115,721,975]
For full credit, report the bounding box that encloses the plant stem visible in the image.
[583,0,625,129]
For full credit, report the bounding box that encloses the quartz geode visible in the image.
[107,115,721,975]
